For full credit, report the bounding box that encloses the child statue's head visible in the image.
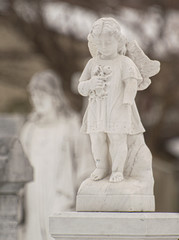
[28,70,69,119]
[88,17,127,58]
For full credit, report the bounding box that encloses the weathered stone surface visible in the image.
[0,114,24,137]
[0,195,18,240]
[0,114,33,240]
[50,212,179,240]
[76,176,155,211]
[1,139,33,185]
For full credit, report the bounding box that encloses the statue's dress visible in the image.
[79,55,145,135]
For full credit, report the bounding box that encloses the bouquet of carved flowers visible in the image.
[89,65,112,100]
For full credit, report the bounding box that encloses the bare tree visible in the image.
[0,0,179,159]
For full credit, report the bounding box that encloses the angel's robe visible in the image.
[78,54,145,135]
[20,114,94,240]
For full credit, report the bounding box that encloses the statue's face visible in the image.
[30,89,55,115]
[95,32,118,59]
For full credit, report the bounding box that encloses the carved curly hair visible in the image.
[88,17,127,57]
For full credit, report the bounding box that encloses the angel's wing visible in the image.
[126,41,160,90]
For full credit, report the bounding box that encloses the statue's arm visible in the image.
[78,59,93,96]
[123,78,138,105]
[122,56,143,105]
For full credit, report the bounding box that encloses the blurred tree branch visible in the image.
[47,0,179,12]
[0,0,179,158]
[3,0,91,110]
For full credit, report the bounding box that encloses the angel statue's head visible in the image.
[88,17,127,58]
[28,70,70,121]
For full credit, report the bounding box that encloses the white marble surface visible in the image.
[76,177,155,211]
[49,212,179,240]
[77,17,160,211]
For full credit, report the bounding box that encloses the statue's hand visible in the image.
[89,76,105,91]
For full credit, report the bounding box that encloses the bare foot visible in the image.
[109,172,124,183]
[90,168,108,181]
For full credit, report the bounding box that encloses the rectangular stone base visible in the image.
[76,194,155,212]
[50,212,179,240]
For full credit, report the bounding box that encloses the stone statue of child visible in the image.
[78,17,160,183]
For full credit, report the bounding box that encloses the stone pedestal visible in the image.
[50,212,179,240]
[0,195,19,240]
[0,138,33,240]
[76,177,155,212]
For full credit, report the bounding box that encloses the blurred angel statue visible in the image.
[20,70,93,240]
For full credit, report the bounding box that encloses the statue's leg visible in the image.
[108,134,127,182]
[89,132,109,181]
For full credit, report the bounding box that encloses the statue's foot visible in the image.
[90,168,108,181]
[109,172,124,183]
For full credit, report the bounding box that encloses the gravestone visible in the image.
[0,114,33,240]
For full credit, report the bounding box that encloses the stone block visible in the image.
[50,212,179,240]
[76,177,155,212]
